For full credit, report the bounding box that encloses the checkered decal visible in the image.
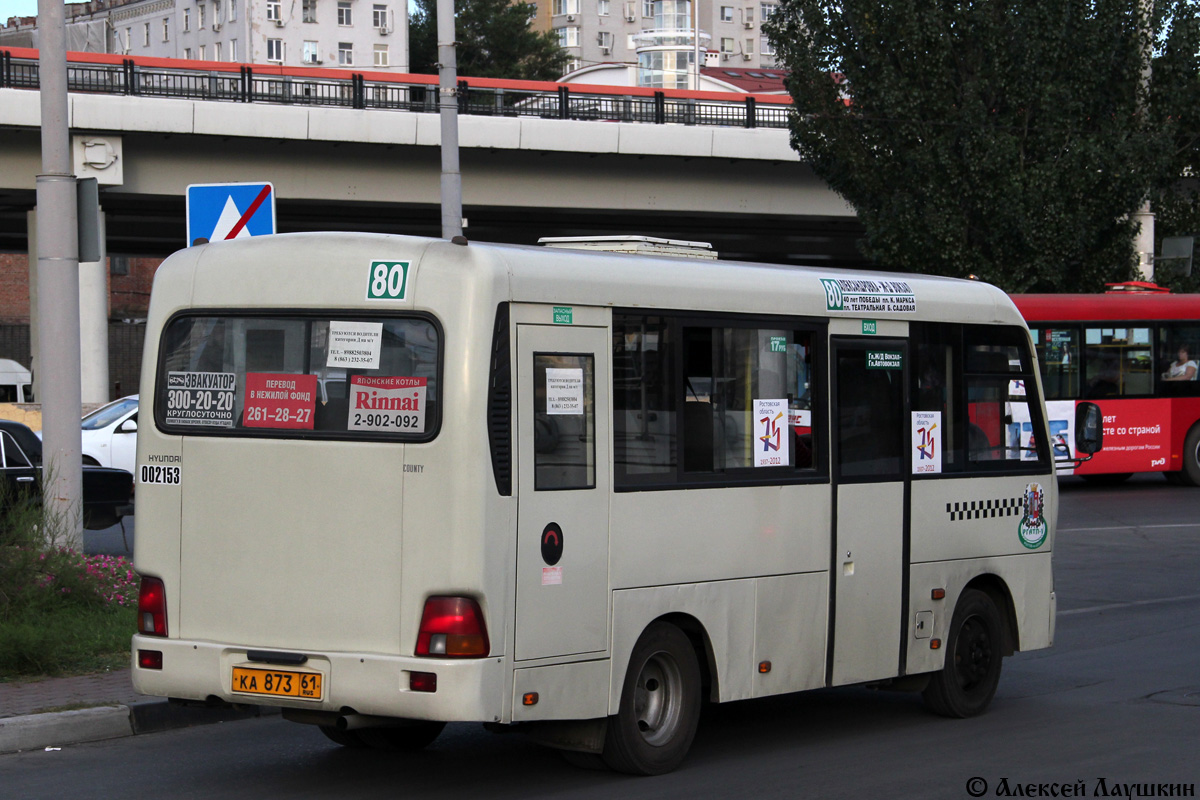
[946,497,1022,521]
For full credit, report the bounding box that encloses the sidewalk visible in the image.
[0,668,271,754]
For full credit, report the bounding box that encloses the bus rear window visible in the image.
[155,314,441,440]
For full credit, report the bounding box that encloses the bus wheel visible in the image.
[923,589,1003,719]
[357,721,446,751]
[318,725,369,748]
[1182,425,1200,487]
[603,622,701,775]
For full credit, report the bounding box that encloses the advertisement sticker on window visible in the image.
[912,410,941,474]
[244,373,317,430]
[327,321,383,369]
[754,398,789,467]
[165,371,236,427]
[347,375,426,432]
[546,368,585,415]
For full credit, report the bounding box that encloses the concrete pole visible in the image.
[1136,0,1155,282]
[36,0,84,545]
[693,0,701,91]
[80,210,109,404]
[437,0,463,240]
[26,211,39,402]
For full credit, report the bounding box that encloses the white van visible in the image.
[0,359,33,403]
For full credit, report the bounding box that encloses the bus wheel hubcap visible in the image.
[633,652,683,745]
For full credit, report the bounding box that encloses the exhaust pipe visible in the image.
[336,713,420,731]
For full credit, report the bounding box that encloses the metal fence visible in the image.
[0,50,791,129]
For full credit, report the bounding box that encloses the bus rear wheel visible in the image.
[318,725,368,748]
[356,721,446,751]
[602,622,701,776]
[923,589,1004,718]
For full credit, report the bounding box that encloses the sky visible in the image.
[2,0,44,21]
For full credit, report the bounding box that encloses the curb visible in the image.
[0,699,277,754]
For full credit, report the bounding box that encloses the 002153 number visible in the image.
[140,465,181,485]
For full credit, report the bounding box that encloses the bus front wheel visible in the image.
[1182,425,1200,487]
[923,589,1004,718]
[603,622,701,775]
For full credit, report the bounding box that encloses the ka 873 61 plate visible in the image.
[231,666,323,701]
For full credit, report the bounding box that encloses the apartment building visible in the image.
[531,0,779,85]
[1,0,406,72]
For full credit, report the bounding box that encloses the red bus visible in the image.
[1011,285,1200,485]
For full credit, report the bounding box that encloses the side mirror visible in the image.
[118,418,138,434]
[1074,402,1103,456]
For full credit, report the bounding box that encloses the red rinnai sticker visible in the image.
[244,373,317,430]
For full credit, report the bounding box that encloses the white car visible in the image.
[81,395,138,475]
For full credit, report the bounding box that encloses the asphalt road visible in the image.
[5,476,1198,799]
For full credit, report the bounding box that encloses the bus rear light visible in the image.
[138,577,167,637]
[138,650,163,670]
[409,671,437,692]
[415,596,490,658]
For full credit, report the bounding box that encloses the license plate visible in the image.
[231,666,323,701]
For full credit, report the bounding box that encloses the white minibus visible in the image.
[131,233,1099,774]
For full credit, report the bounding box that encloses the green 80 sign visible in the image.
[367,260,410,300]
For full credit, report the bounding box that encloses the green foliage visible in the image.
[0,604,136,678]
[409,0,568,80]
[1,481,139,678]
[1151,1,1200,293]
[766,0,1199,292]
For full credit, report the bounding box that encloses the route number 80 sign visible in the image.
[366,260,411,301]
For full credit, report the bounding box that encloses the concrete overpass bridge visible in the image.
[0,47,864,265]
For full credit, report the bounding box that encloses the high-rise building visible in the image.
[0,0,406,71]
[530,0,779,85]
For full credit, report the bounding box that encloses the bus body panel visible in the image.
[909,474,1055,563]
[176,437,407,652]
[832,481,904,685]
[511,659,611,722]
[752,572,829,698]
[609,485,831,590]
[130,635,509,721]
[905,553,1054,677]
[611,580,758,710]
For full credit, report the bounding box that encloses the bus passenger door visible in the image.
[830,337,908,685]
[515,324,611,662]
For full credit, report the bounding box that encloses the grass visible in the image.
[0,603,137,679]
[0,479,139,681]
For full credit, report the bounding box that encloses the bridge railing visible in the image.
[0,48,792,130]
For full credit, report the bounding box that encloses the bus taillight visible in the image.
[138,577,168,637]
[415,596,490,658]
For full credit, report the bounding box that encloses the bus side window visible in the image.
[1084,326,1151,397]
[913,324,961,470]
[1158,325,1200,397]
[1031,327,1080,400]
[964,327,1047,468]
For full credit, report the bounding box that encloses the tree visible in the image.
[765,0,1196,292]
[408,0,568,81]
[1150,1,1200,292]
